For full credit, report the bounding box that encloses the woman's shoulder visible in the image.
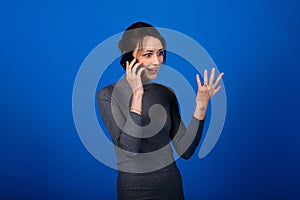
[97,78,131,101]
[96,83,116,101]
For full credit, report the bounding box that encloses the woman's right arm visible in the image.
[125,58,145,115]
[97,87,143,155]
[97,58,145,156]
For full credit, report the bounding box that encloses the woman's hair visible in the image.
[119,21,166,70]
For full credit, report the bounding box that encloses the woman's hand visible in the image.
[126,58,145,96]
[126,58,145,115]
[193,68,224,120]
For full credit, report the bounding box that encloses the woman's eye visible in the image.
[158,51,164,56]
[143,53,152,57]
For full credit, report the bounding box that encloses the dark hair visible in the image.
[119,22,166,70]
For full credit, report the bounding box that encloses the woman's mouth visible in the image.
[146,67,158,75]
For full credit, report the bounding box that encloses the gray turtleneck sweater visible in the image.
[97,76,205,200]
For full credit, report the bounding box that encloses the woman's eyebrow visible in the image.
[143,50,154,53]
[142,48,164,53]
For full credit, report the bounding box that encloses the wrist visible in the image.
[196,100,208,110]
[130,108,142,115]
[131,92,143,115]
[132,90,143,98]
[193,106,207,120]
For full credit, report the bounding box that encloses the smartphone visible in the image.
[120,51,144,75]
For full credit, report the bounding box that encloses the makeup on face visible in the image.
[135,36,164,80]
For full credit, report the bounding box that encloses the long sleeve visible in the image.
[97,85,143,155]
[169,91,205,159]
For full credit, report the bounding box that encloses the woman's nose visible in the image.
[152,54,160,65]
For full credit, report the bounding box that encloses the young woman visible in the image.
[97,22,224,200]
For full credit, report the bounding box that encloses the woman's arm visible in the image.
[126,58,145,115]
[169,92,205,159]
[97,87,143,156]
[96,59,146,156]
[170,68,224,159]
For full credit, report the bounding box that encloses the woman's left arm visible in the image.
[170,68,224,159]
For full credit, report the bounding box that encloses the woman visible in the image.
[97,22,224,200]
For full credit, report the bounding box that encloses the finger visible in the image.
[128,58,137,73]
[209,68,215,85]
[136,66,145,77]
[131,63,142,75]
[211,85,222,96]
[204,69,208,85]
[213,72,224,88]
[196,74,202,89]
[126,61,131,79]
[126,61,129,72]
[129,58,137,67]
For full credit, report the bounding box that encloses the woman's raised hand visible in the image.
[126,58,145,95]
[194,68,224,120]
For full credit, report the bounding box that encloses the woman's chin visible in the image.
[144,70,159,80]
[145,74,157,80]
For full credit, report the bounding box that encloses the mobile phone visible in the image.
[120,51,144,75]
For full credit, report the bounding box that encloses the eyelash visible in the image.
[143,53,152,57]
[158,51,164,56]
[142,51,164,58]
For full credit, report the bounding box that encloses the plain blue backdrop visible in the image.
[1,0,299,199]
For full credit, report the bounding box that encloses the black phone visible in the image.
[120,51,135,68]
[120,51,144,75]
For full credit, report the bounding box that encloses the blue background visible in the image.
[1,0,299,199]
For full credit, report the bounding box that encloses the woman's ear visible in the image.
[132,50,137,59]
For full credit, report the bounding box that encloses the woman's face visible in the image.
[133,36,164,80]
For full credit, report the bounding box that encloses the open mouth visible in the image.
[146,67,158,72]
